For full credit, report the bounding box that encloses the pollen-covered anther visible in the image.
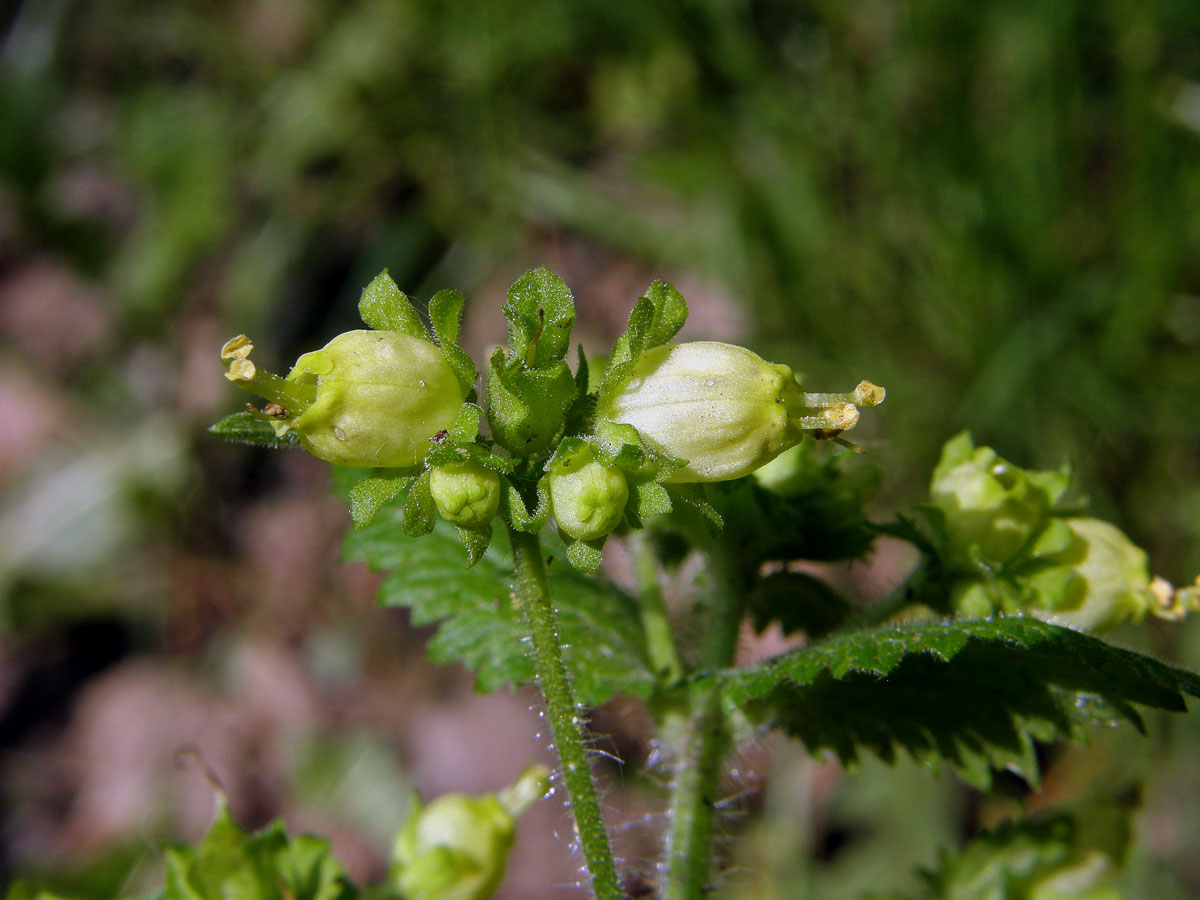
[225,358,256,382]
[821,401,860,432]
[221,334,254,361]
[854,381,886,407]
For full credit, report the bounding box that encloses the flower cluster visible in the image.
[219,268,884,571]
[928,432,1198,631]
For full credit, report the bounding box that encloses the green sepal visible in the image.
[500,478,548,533]
[1027,516,1078,560]
[428,288,478,395]
[450,403,484,442]
[456,524,493,568]
[565,537,606,574]
[358,270,426,338]
[502,267,576,369]
[598,280,688,398]
[668,484,724,536]
[746,571,853,639]
[485,350,577,457]
[209,411,301,448]
[349,470,415,527]
[562,344,597,435]
[631,480,673,522]
[403,470,438,537]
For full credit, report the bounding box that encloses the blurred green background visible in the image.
[1,0,1199,897]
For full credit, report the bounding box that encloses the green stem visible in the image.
[507,525,623,900]
[664,552,744,900]
[630,532,683,685]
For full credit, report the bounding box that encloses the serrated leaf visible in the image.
[715,617,1200,789]
[428,288,477,393]
[707,448,877,566]
[209,412,301,449]
[348,470,413,527]
[344,518,653,703]
[746,571,852,639]
[358,270,426,338]
[402,470,437,537]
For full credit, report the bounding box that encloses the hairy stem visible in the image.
[664,553,744,900]
[507,525,623,900]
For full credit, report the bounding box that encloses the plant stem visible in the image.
[630,532,683,685]
[664,552,744,900]
[507,525,623,900]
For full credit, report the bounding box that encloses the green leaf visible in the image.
[428,288,478,394]
[348,470,413,528]
[746,571,853,640]
[716,617,1200,789]
[402,470,437,537]
[344,518,653,704]
[668,484,724,536]
[164,799,358,900]
[707,444,878,567]
[502,267,576,369]
[357,270,426,338]
[209,412,301,449]
[903,796,1134,900]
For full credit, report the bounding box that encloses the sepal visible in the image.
[428,288,478,395]
[358,270,426,338]
[349,469,414,527]
[403,470,438,537]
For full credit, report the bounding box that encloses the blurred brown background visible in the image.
[2,0,1200,897]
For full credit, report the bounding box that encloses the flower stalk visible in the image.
[506,525,623,900]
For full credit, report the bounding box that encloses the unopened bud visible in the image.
[546,445,629,541]
[430,461,502,527]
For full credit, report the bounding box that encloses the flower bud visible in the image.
[429,461,502,527]
[930,436,1059,566]
[546,445,629,541]
[391,765,548,900]
[1040,518,1157,633]
[222,331,467,468]
[596,342,878,483]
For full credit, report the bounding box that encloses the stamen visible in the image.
[220,334,318,414]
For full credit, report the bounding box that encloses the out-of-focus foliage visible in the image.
[3,0,1200,897]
